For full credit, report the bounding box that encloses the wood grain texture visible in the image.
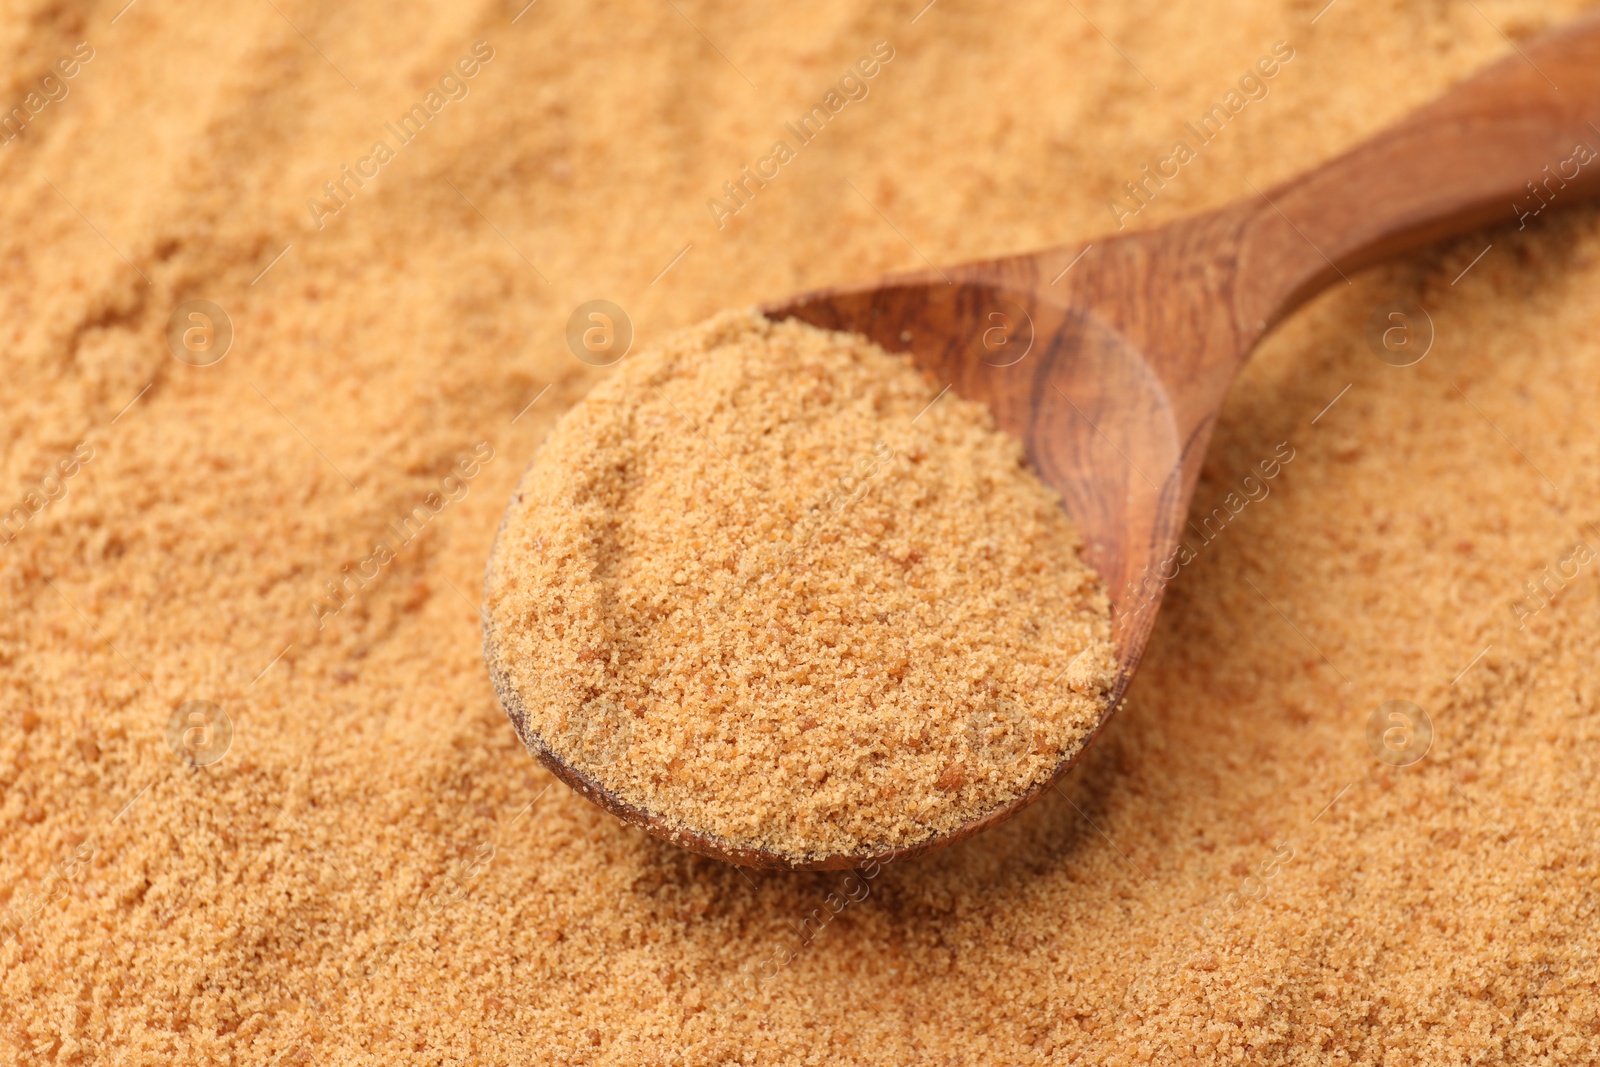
[506,15,1600,870]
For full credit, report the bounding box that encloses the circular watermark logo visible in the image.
[1366,700,1432,767]
[1364,300,1433,367]
[966,697,1034,770]
[560,696,633,767]
[566,300,633,367]
[166,700,234,766]
[166,300,234,366]
[973,300,1035,368]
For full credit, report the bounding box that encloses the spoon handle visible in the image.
[1236,13,1600,335]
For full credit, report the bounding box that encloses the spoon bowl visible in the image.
[491,14,1600,869]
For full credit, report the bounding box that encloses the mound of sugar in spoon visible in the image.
[484,311,1117,862]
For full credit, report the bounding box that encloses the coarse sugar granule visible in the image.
[483,311,1117,863]
[3,0,1600,1063]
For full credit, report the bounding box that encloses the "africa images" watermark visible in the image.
[705,41,896,230]
[307,42,495,230]
[1119,441,1296,621]
[1513,137,1597,230]
[1,41,94,146]
[1,441,94,547]
[310,442,495,628]
[1509,528,1598,630]
[1107,40,1295,230]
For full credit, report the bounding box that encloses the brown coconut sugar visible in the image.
[483,311,1116,862]
[5,1,1600,1064]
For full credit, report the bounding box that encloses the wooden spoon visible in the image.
[491,15,1600,870]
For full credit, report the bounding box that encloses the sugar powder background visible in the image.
[2,1,1599,1064]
